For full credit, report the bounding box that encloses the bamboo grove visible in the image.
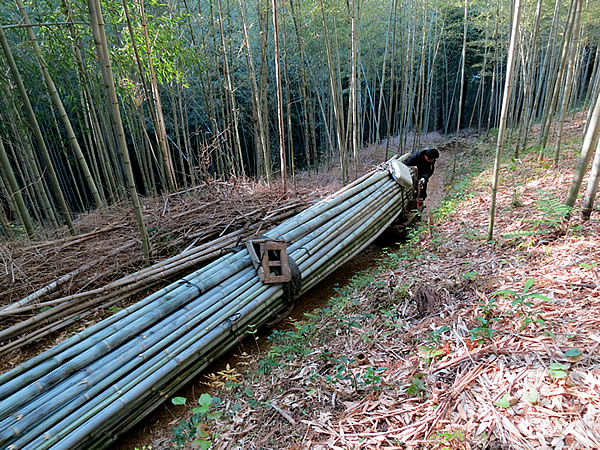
[1,0,600,243]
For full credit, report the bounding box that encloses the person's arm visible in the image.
[403,154,417,166]
[420,162,435,180]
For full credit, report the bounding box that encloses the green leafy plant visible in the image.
[418,345,445,364]
[324,354,359,390]
[322,354,387,392]
[407,373,427,397]
[536,192,572,226]
[522,390,540,404]
[428,428,465,449]
[491,278,550,330]
[501,192,572,240]
[463,271,478,280]
[336,315,362,330]
[171,393,223,449]
[494,393,516,408]
[548,362,569,380]
[247,323,260,351]
[470,297,500,344]
[430,325,450,345]
[258,321,315,374]
[580,262,599,270]
[418,325,450,364]
[362,366,388,388]
[565,348,583,362]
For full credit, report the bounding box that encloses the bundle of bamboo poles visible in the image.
[0,205,300,357]
[0,160,414,449]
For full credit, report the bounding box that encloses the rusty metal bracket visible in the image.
[246,238,291,283]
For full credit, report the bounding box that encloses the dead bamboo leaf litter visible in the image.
[1,126,598,448]
[174,135,600,449]
[0,179,329,370]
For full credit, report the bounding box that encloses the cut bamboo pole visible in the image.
[0,161,416,449]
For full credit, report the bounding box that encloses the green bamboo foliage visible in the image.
[0,0,598,237]
[15,0,104,209]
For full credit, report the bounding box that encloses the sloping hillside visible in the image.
[149,121,600,449]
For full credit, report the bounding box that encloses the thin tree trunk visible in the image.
[0,20,75,233]
[138,0,177,190]
[289,0,313,173]
[272,0,287,188]
[87,0,151,264]
[15,0,103,209]
[554,0,582,164]
[0,136,35,237]
[281,5,296,186]
[385,0,398,159]
[217,0,246,177]
[565,90,600,209]
[350,0,360,178]
[452,0,468,175]
[6,99,58,229]
[239,0,271,183]
[488,0,521,241]
[319,0,347,181]
[376,0,395,145]
[539,0,574,151]
[581,139,600,220]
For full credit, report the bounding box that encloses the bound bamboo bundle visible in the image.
[0,160,415,449]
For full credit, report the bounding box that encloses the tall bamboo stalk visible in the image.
[565,89,600,209]
[581,139,600,220]
[0,136,35,237]
[319,0,347,181]
[15,0,104,209]
[488,0,521,241]
[138,0,177,190]
[239,0,271,183]
[272,0,287,188]
[0,20,75,233]
[87,0,151,264]
[216,0,246,177]
[452,0,468,176]
[554,0,583,164]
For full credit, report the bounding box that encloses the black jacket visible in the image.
[404,150,435,180]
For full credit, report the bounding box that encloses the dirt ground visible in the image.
[5,121,599,449]
[116,119,600,449]
[112,135,464,449]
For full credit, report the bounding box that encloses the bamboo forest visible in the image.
[2,0,600,448]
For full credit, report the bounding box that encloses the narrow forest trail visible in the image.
[115,137,462,449]
[118,118,600,449]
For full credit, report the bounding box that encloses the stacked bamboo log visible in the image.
[0,161,414,449]
[0,204,300,357]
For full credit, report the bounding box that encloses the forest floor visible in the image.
[2,115,600,449]
[124,116,599,450]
